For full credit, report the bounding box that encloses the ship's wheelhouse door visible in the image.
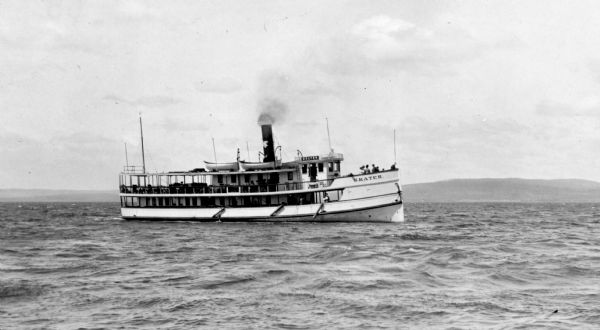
[309,163,317,182]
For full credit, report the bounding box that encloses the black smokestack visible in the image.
[261,124,275,162]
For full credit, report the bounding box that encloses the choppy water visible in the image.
[1,202,599,329]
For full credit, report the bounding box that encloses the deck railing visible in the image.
[119,178,335,195]
[123,165,144,173]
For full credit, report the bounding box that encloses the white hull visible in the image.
[121,195,404,222]
[120,170,404,222]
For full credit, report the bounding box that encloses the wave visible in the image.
[271,323,311,330]
[448,301,519,313]
[488,273,530,285]
[264,269,292,276]
[132,297,171,308]
[0,280,47,299]
[23,264,91,274]
[399,232,472,241]
[196,276,256,290]
[161,275,194,282]
[166,299,207,312]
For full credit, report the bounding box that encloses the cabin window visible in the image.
[318,163,324,172]
[328,162,334,171]
[334,161,340,172]
[217,175,223,184]
[231,175,237,184]
[244,174,251,183]
[287,172,293,181]
[302,164,307,174]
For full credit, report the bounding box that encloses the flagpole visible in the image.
[139,114,146,173]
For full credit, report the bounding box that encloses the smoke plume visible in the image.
[257,98,288,125]
[256,72,291,125]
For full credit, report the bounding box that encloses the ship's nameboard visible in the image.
[301,156,319,161]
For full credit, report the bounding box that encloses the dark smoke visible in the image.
[257,98,288,125]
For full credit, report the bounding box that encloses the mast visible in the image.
[124,142,129,168]
[246,141,250,160]
[393,128,397,166]
[326,117,332,153]
[212,137,218,164]
[139,114,146,173]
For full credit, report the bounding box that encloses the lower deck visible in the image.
[119,190,341,208]
[121,194,404,222]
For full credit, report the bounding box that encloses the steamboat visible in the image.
[119,119,404,222]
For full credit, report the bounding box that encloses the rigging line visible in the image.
[246,141,250,161]
[393,127,404,183]
[274,136,291,161]
[139,113,146,173]
[326,117,332,153]
[124,142,129,168]
[212,137,218,164]
[393,128,397,165]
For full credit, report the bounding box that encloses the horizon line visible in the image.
[2,177,600,191]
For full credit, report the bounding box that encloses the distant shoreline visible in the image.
[2,178,600,203]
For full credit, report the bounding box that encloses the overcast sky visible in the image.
[1,0,600,190]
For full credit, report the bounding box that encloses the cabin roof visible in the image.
[122,167,297,176]
[294,152,344,163]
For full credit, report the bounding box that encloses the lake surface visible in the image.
[1,202,599,329]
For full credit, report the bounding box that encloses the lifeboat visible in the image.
[239,160,280,171]
[204,161,239,172]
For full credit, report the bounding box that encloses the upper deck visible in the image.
[119,152,350,196]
